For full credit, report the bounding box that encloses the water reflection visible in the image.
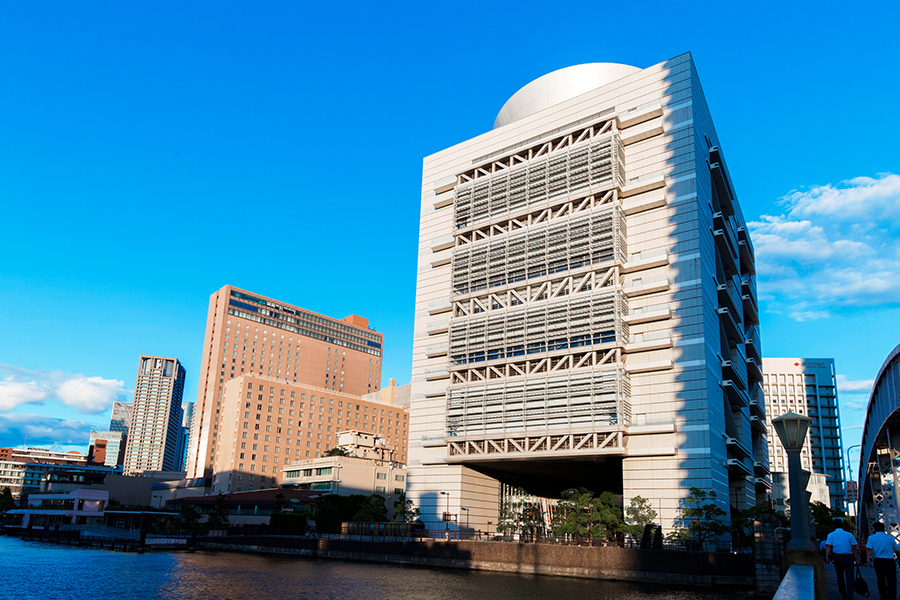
[1,537,757,600]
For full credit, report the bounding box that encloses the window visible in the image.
[376,472,387,480]
[375,486,385,494]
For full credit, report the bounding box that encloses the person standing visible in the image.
[866,522,900,600]
[826,517,860,600]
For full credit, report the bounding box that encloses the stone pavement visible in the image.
[824,561,887,600]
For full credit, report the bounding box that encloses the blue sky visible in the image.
[1,1,898,477]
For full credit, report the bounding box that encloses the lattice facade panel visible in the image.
[448,291,627,367]
[446,368,631,438]
[454,133,624,231]
[451,207,626,297]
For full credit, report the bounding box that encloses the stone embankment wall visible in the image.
[202,538,755,587]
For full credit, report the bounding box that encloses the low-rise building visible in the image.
[3,489,108,528]
[150,477,212,509]
[169,488,323,526]
[211,375,409,494]
[0,448,114,500]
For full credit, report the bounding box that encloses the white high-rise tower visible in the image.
[408,53,768,533]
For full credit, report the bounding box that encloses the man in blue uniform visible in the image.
[866,522,900,600]
[826,518,860,600]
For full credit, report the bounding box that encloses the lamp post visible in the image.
[845,444,861,517]
[440,491,450,539]
[772,412,816,552]
[461,507,468,538]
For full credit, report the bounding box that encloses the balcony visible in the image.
[425,342,449,358]
[622,189,667,216]
[433,189,455,209]
[433,175,457,194]
[754,477,772,489]
[717,282,742,317]
[621,120,664,146]
[746,357,763,383]
[626,332,672,353]
[617,101,663,128]
[726,436,752,458]
[717,307,743,343]
[424,366,450,381]
[623,304,671,325]
[621,171,665,197]
[430,250,452,268]
[622,249,669,273]
[726,458,753,477]
[745,330,762,363]
[753,459,769,474]
[742,291,759,326]
[427,299,453,315]
[426,318,450,335]
[709,152,735,215]
[723,380,749,408]
[623,275,670,297]
[721,359,747,390]
[713,225,739,271]
[750,415,767,434]
[430,235,455,253]
[749,399,766,419]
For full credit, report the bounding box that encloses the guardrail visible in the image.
[772,565,813,600]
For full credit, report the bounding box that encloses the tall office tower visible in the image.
[763,358,845,510]
[210,375,409,493]
[409,54,767,533]
[110,401,132,433]
[88,430,127,467]
[175,402,194,472]
[186,285,384,478]
[122,356,186,475]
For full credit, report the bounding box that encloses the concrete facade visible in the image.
[186,285,384,479]
[123,356,186,475]
[408,53,767,533]
[210,375,409,494]
[763,357,845,510]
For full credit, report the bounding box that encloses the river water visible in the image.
[0,536,759,600]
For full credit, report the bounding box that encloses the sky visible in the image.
[0,1,898,478]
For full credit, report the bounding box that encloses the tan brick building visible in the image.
[211,376,409,493]
[187,285,384,478]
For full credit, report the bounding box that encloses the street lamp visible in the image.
[845,444,861,516]
[772,411,816,551]
[460,507,469,537]
[440,492,450,538]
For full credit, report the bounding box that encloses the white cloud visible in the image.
[749,173,900,320]
[0,364,128,416]
[56,375,126,414]
[836,374,874,393]
[0,380,49,411]
[0,413,96,448]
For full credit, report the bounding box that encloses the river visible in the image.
[0,536,759,599]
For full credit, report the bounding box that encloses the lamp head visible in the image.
[772,412,811,450]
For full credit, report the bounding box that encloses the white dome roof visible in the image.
[494,63,641,129]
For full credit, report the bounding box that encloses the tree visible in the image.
[624,496,658,538]
[0,487,15,512]
[353,494,388,522]
[671,487,727,551]
[205,492,231,530]
[393,492,420,523]
[179,502,201,532]
[312,494,368,533]
[273,491,286,515]
[810,501,854,539]
[552,488,623,544]
[324,447,348,457]
[731,502,787,552]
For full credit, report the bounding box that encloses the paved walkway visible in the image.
[824,561,886,600]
